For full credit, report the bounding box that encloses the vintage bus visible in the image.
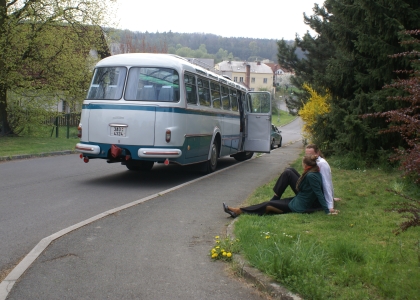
[75,53,272,172]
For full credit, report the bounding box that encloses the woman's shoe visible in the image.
[223,202,237,218]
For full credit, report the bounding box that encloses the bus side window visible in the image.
[221,86,230,110]
[198,78,210,107]
[185,74,198,105]
[211,81,221,109]
[231,89,238,111]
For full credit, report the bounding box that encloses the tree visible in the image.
[277,0,420,159]
[0,0,115,136]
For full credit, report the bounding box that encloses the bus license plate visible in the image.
[111,126,126,137]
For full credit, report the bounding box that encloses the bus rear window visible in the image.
[125,67,180,102]
[87,67,127,100]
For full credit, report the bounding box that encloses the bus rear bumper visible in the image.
[75,143,101,155]
[138,148,182,158]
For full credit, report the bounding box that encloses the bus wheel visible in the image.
[232,151,254,162]
[205,140,219,173]
[125,161,154,171]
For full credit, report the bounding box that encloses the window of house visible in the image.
[239,77,244,82]
[233,77,237,82]
[251,78,255,83]
[263,78,268,83]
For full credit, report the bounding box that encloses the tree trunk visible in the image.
[0,0,13,136]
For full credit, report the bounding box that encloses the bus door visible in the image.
[243,91,271,153]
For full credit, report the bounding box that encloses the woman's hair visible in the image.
[296,155,320,191]
[302,155,318,167]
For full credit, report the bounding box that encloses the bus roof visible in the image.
[95,53,247,92]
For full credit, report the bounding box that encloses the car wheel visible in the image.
[278,138,282,148]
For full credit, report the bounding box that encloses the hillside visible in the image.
[111,30,306,63]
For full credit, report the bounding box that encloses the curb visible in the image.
[0,150,77,162]
[226,219,302,300]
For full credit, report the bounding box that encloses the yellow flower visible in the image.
[265,235,270,239]
[222,252,227,256]
[212,253,218,258]
[216,240,220,244]
[215,236,220,239]
[211,248,216,253]
[350,224,354,227]
[227,252,232,258]
[215,246,220,249]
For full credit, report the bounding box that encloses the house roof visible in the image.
[265,62,293,73]
[217,61,273,74]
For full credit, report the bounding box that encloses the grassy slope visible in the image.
[234,155,420,299]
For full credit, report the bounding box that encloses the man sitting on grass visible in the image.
[271,143,340,214]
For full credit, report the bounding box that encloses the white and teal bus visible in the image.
[75,53,272,172]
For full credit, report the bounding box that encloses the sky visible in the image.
[114,0,323,40]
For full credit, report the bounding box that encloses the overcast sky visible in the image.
[115,0,323,40]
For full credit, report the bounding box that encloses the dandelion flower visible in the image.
[227,252,232,258]
[212,253,218,258]
[215,236,220,239]
[215,246,220,249]
[265,235,270,239]
[222,252,227,256]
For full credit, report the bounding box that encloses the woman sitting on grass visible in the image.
[223,155,337,217]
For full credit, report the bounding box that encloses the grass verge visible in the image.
[0,126,78,157]
[272,110,296,128]
[233,155,420,299]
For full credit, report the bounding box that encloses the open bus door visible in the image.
[243,91,271,153]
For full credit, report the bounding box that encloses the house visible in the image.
[265,62,294,88]
[215,61,274,92]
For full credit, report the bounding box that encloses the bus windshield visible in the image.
[87,67,127,100]
[125,67,180,102]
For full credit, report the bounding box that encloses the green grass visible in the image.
[272,109,296,128]
[233,156,420,300]
[0,125,79,157]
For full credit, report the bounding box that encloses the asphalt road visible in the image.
[0,118,304,299]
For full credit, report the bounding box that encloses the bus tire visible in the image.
[204,140,219,173]
[232,151,254,162]
[125,161,154,171]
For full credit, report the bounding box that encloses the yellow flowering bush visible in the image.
[299,83,331,141]
[209,236,240,261]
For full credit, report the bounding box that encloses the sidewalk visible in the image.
[2,142,304,300]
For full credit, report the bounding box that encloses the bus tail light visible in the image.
[165,129,171,143]
[164,159,169,165]
[77,124,82,138]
